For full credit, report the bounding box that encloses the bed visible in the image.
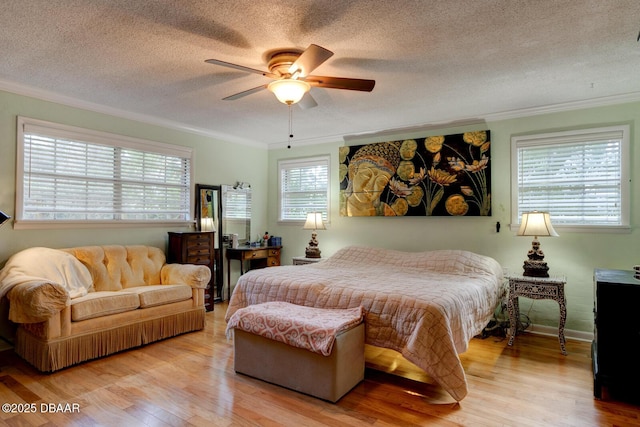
[225,245,504,401]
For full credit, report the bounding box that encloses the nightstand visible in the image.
[292,256,322,265]
[506,274,567,355]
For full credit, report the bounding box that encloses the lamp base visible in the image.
[522,260,549,277]
[305,246,321,258]
[305,230,321,258]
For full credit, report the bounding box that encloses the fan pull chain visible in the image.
[287,104,293,149]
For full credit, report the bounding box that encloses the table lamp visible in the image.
[517,211,559,277]
[303,212,325,258]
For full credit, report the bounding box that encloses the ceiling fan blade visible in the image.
[288,44,333,78]
[205,59,278,79]
[305,76,375,92]
[222,84,268,100]
[297,93,318,109]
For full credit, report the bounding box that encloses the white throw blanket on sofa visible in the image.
[0,247,93,299]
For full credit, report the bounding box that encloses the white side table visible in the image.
[506,274,567,355]
[292,256,322,265]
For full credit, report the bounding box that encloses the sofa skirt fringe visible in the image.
[15,309,206,372]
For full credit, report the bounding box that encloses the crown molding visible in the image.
[0,78,267,149]
[340,91,640,146]
[483,91,640,121]
[2,78,639,151]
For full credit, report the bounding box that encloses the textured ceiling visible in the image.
[1,1,639,148]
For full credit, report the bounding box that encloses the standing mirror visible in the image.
[195,184,223,301]
[222,183,252,246]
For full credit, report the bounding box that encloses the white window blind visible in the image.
[16,117,193,228]
[512,125,629,230]
[222,186,251,220]
[279,156,330,222]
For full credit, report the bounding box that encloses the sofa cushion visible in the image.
[122,246,164,288]
[66,246,126,292]
[64,245,165,292]
[71,291,140,321]
[126,284,193,308]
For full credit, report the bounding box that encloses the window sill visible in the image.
[13,220,193,230]
[509,224,631,234]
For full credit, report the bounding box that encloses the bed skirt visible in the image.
[15,308,205,372]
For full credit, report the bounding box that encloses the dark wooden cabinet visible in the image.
[593,268,640,402]
[167,232,219,311]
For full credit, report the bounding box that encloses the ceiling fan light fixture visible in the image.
[268,79,310,105]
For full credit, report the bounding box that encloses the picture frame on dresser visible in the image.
[195,184,224,302]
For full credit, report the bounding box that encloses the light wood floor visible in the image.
[1,303,638,426]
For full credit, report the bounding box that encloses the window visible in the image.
[278,156,330,222]
[511,125,629,231]
[222,185,251,221]
[222,183,251,244]
[16,117,193,229]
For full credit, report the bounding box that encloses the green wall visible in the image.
[267,101,640,336]
[1,87,638,337]
[0,90,269,263]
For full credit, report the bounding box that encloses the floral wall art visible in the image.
[339,130,491,217]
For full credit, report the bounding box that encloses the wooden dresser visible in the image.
[167,231,218,311]
[226,246,281,300]
[593,268,640,402]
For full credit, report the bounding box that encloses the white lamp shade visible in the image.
[268,79,310,105]
[517,211,559,237]
[303,212,326,230]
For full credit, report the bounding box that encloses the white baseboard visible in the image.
[528,324,593,342]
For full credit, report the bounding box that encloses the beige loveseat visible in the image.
[0,245,210,372]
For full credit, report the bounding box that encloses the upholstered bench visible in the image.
[226,301,365,402]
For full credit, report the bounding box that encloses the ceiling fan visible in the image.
[205,44,375,108]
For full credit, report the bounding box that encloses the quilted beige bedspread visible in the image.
[225,246,504,401]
